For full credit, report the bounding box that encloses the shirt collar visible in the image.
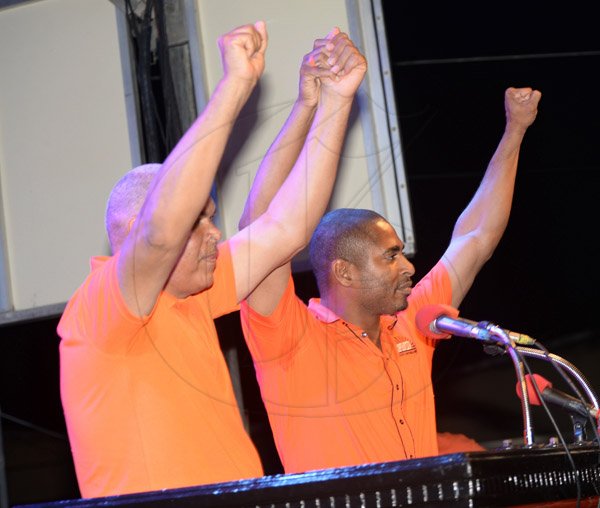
[90,255,110,271]
[308,297,400,335]
[307,298,341,324]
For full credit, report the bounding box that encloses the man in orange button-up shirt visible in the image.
[240,85,541,473]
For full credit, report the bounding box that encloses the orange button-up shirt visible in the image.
[241,261,452,473]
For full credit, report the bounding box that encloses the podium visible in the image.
[16,444,600,508]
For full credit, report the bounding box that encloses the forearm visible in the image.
[266,94,353,250]
[239,99,316,229]
[233,94,353,307]
[231,30,366,308]
[443,87,540,306]
[443,128,524,306]
[451,124,527,251]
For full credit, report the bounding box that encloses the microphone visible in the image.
[516,373,600,420]
[415,304,536,345]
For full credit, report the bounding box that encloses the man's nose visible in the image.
[403,258,415,276]
[211,224,222,242]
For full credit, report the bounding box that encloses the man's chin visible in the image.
[189,274,215,296]
[196,279,215,294]
[394,300,409,314]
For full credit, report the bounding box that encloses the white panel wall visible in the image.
[0,0,137,321]
[188,0,412,258]
[0,0,411,321]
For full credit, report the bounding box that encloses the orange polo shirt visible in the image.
[58,242,263,498]
[241,261,451,474]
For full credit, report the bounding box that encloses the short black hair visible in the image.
[309,208,386,293]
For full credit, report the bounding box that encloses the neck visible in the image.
[364,327,381,349]
[321,293,382,348]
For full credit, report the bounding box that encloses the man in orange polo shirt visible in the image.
[240,86,542,473]
[58,23,366,497]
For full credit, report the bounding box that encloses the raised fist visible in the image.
[218,21,268,85]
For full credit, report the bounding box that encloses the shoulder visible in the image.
[408,261,452,309]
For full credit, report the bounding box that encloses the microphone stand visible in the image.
[513,347,600,410]
[483,323,535,446]
[513,346,600,439]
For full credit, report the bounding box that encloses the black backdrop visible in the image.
[1,3,599,505]
[379,2,600,444]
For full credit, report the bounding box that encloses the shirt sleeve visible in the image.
[60,241,242,354]
[407,260,452,311]
[395,260,453,348]
[240,275,310,367]
[57,254,150,354]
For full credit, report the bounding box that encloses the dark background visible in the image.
[1,3,600,505]
[379,3,600,446]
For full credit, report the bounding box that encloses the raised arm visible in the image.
[236,29,341,309]
[442,87,542,307]
[238,29,341,229]
[118,22,267,316]
[231,31,367,312]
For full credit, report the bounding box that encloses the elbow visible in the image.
[139,215,183,253]
[449,232,497,273]
[260,211,307,259]
[142,227,172,254]
[452,219,507,262]
[470,231,502,266]
[281,229,307,259]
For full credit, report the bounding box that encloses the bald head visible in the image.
[309,208,388,293]
[105,163,161,253]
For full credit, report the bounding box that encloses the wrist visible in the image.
[295,96,318,111]
[504,121,529,137]
[219,73,257,96]
[319,90,355,109]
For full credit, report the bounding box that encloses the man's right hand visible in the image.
[504,87,542,133]
[319,31,367,101]
[298,28,340,108]
[218,21,268,87]
[298,28,367,108]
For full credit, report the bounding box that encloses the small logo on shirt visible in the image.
[396,339,417,354]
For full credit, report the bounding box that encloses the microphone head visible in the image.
[415,303,460,339]
[516,373,553,406]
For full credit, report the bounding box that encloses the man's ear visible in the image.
[332,259,354,287]
[127,216,136,233]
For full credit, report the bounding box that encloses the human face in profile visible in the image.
[351,219,415,317]
[166,198,222,298]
